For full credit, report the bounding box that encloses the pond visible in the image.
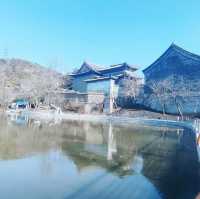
[0,113,199,199]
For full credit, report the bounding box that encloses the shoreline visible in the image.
[18,109,194,131]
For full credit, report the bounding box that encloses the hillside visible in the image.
[0,58,65,105]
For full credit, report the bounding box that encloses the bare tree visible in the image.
[148,76,186,119]
[165,75,184,120]
[0,58,65,109]
[118,75,141,100]
[148,80,168,117]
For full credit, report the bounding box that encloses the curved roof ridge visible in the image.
[143,44,173,73]
[171,44,200,61]
[83,61,104,70]
[143,43,200,74]
[99,62,138,71]
[75,61,103,75]
[83,61,101,67]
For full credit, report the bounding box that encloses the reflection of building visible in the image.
[7,113,29,125]
[196,133,200,162]
[107,123,117,161]
[1,114,199,199]
[61,121,147,176]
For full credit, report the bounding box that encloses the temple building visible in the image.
[68,62,139,113]
[70,62,138,95]
[143,43,200,114]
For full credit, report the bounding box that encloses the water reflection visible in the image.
[0,113,199,199]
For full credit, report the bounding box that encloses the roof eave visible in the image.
[69,70,103,77]
[84,76,117,83]
[143,44,174,74]
[143,43,200,74]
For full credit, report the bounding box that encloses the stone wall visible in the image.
[139,74,200,115]
[64,92,105,113]
[116,76,200,116]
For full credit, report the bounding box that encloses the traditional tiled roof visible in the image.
[143,43,200,74]
[84,76,117,83]
[109,63,138,70]
[70,62,138,77]
[71,61,103,76]
[99,62,138,73]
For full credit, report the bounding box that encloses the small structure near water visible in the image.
[10,99,29,109]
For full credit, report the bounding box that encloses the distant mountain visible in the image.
[0,58,65,105]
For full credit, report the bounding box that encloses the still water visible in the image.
[0,114,199,199]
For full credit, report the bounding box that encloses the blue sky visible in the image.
[0,0,200,74]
